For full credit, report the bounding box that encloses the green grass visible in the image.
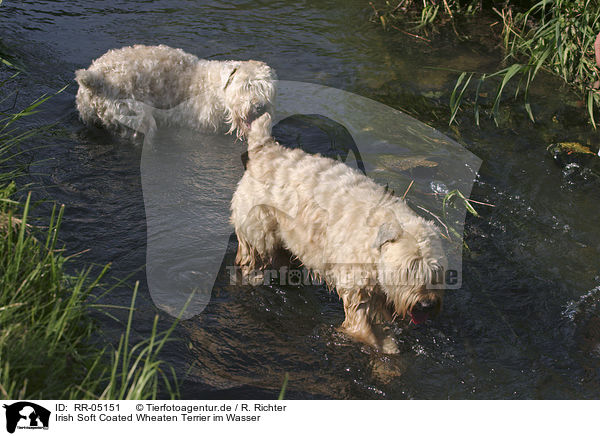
[74,283,180,400]
[371,0,600,128]
[498,0,600,127]
[0,76,180,399]
[278,373,289,400]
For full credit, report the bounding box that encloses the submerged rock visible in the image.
[372,154,438,172]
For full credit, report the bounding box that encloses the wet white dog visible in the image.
[231,113,447,353]
[75,44,276,138]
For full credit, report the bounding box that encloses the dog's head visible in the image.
[223,60,277,139]
[374,217,446,325]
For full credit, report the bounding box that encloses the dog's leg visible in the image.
[234,204,281,285]
[234,234,262,285]
[366,292,399,354]
[339,288,399,354]
[339,288,379,346]
[369,291,394,324]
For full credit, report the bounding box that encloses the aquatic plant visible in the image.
[497,0,600,127]
[370,0,482,37]
[371,0,600,128]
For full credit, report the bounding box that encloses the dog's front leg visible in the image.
[339,289,379,348]
[339,289,399,354]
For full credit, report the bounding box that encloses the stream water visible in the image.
[1,0,599,399]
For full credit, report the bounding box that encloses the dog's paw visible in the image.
[380,336,400,354]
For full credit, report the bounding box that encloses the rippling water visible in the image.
[2,0,599,399]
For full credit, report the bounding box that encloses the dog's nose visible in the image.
[254,103,268,114]
[414,300,436,314]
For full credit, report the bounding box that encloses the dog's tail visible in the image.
[247,112,273,155]
[75,69,103,91]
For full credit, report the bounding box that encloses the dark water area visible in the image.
[1,0,599,399]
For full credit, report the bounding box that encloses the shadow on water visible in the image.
[2,0,599,399]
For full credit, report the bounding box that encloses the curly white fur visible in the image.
[75,44,276,138]
[230,113,447,353]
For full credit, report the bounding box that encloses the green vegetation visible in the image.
[278,373,289,400]
[371,0,600,128]
[0,78,179,399]
[372,0,481,34]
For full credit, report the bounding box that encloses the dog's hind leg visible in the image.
[235,233,260,270]
[233,234,262,285]
[234,204,282,284]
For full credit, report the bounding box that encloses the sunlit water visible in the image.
[2,0,599,399]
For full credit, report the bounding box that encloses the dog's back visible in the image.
[235,113,421,269]
[75,45,276,137]
[75,45,201,123]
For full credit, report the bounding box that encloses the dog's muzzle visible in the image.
[410,299,440,325]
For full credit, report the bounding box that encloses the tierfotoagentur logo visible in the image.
[2,402,50,434]
[126,80,480,318]
[226,264,456,288]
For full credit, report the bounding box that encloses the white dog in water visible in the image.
[75,44,276,138]
[231,113,447,353]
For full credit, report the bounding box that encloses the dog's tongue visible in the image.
[410,310,429,325]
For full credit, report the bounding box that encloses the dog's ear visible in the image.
[373,222,403,249]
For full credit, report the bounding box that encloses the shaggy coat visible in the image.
[231,114,446,353]
[75,44,276,138]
